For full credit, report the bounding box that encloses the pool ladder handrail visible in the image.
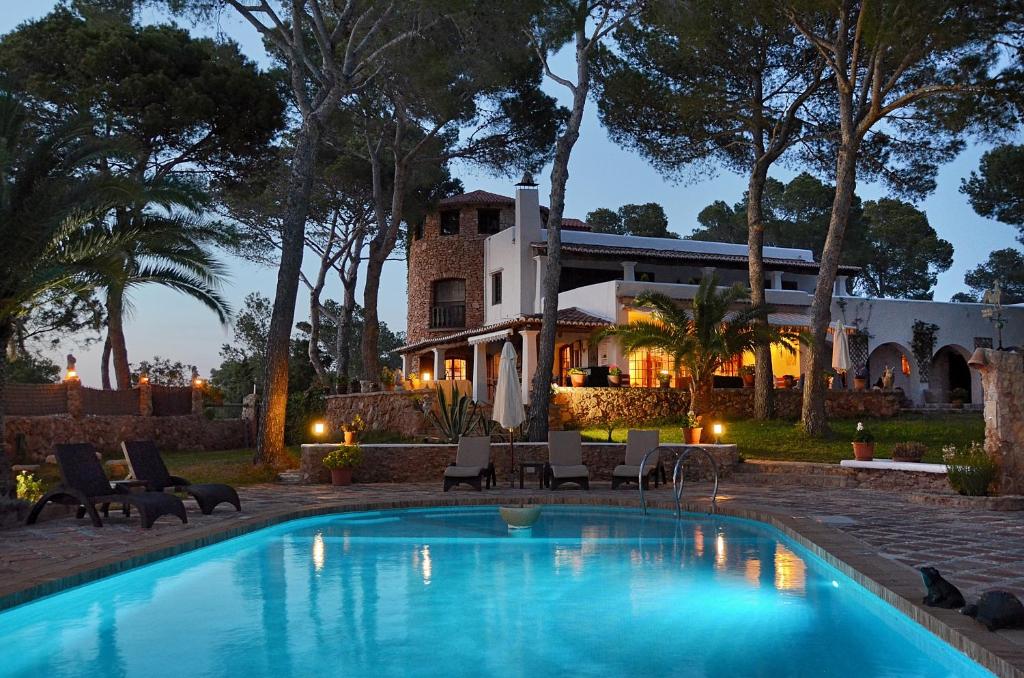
[638,445,719,517]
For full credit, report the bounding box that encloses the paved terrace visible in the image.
[1,480,1022,676]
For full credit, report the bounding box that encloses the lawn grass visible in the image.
[580,413,984,464]
[161,446,300,486]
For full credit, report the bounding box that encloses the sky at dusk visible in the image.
[3,2,1019,387]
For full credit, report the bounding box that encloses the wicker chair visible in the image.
[121,440,241,514]
[547,430,590,490]
[443,436,495,491]
[26,443,187,529]
[611,430,661,490]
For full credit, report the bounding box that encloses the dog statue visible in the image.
[920,567,966,609]
[963,591,1024,631]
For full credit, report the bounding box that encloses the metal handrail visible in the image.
[638,445,719,517]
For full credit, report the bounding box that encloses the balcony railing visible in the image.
[430,303,466,329]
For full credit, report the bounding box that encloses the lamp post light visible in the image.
[712,423,723,444]
[312,420,327,440]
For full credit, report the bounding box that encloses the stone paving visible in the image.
[1,479,1023,674]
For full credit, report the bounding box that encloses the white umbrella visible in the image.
[831,320,851,388]
[492,341,525,486]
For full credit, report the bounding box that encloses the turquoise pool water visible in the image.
[0,506,990,677]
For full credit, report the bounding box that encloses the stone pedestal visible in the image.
[191,386,204,415]
[65,379,82,419]
[138,382,153,416]
[969,348,1024,494]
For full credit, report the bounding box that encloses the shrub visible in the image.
[891,442,927,463]
[607,364,622,376]
[682,411,702,429]
[426,384,481,443]
[949,387,969,403]
[944,442,998,496]
[323,444,362,469]
[342,414,366,434]
[16,471,43,503]
[285,384,326,444]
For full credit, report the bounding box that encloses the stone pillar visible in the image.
[702,266,716,281]
[401,354,410,380]
[138,382,153,416]
[621,261,637,282]
[968,348,1024,494]
[191,385,204,415]
[65,379,83,419]
[533,255,546,313]
[472,342,489,403]
[520,329,539,404]
[835,276,849,296]
[432,346,446,380]
[770,271,783,290]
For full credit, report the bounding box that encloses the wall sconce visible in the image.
[712,423,724,444]
[422,372,432,382]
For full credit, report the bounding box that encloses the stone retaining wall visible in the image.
[300,442,739,485]
[4,414,248,462]
[551,387,905,427]
[325,387,905,440]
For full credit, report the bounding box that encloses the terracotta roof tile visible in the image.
[437,190,514,207]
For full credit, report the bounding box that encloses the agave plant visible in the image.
[426,384,482,443]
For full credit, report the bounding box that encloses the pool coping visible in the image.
[1,493,1021,678]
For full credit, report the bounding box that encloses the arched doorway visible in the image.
[930,345,973,404]
[867,342,915,395]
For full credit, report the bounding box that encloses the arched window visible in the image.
[431,279,465,328]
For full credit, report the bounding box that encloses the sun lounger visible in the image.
[121,440,241,514]
[443,436,494,491]
[611,430,661,489]
[547,430,589,490]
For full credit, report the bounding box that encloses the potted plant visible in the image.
[852,422,875,461]
[322,444,362,486]
[657,370,672,389]
[782,374,795,389]
[380,367,396,392]
[853,366,869,391]
[342,414,365,444]
[949,387,969,409]
[607,364,622,386]
[892,442,926,463]
[682,410,703,444]
[568,367,587,388]
[740,365,755,389]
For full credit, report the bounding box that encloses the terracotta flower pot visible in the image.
[684,427,703,444]
[607,374,621,387]
[570,373,586,387]
[854,378,867,391]
[851,442,874,461]
[330,467,353,486]
[742,374,755,389]
[343,431,356,445]
[384,383,395,392]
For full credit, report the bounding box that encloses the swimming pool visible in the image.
[0,506,990,677]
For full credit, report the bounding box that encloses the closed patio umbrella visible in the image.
[831,320,851,388]
[492,341,525,487]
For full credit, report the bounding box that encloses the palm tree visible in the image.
[0,94,131,499]
[600,277,794,416]
[90,202,232,389]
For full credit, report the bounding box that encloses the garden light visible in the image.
[312,421,326,437]
[64,369,78,381]
[193,377,204,387]
[712,423,723,444]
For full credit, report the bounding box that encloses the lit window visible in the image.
[444,358,467,380]
[901,354,911,376]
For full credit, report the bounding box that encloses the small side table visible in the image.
[519,461,548,489]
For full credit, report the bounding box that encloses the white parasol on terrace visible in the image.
[492,341,525,486]
[831,320,851,387]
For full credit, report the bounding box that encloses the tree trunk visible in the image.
[801,140,859,436]
[337,251,360,388]
[254,121,321,467]
[746,163,775,419]
[100,335,112,390]
[307,261,330,388]
[526,29,590,441]
[106,284,132,389]
[0,320,14,498]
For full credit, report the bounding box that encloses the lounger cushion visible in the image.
[550,464,589,479]
[625,430,660,466]
[612,464,657,478]
[455,436,491,469]
[548,430,583,466]
[444,465,485,478]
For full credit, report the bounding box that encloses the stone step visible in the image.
[736,460,849,476]
[730,472,849,489]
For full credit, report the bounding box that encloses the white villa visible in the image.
[398,175,1022,407]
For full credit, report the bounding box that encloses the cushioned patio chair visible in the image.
[26,443,187,529]
[443,436,495,492]
[121,440,242,515]
[547,430,589,490]
[611,430,661,490]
